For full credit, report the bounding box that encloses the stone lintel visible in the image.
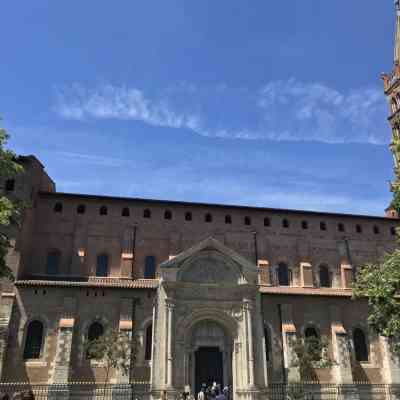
[59,318,74,328]
[119,320,133,330]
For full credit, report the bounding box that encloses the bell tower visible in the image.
[382,1,400,217]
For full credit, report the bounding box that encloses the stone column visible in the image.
[300,262,313,287]
[340,263,354,289]
[0,293,15,380]
[243,299,256,388]
[329,306,359,400]
[257,260,271,285]
[50,297,77,384]
[117,298,135,384]
[380,336,400,384]
[280,304,300,383]
[165,299,175,389]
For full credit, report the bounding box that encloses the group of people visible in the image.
[197,382,229,400]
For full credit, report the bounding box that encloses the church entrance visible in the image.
[195,347,223,395]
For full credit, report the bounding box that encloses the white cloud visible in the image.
[54,84,202,132]
[257,79,388,144]
[55,151,126,167]
[54,80,389,145]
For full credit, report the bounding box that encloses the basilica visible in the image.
[2,3,400,400]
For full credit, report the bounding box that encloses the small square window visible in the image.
[282,219,289,228]
[338,223,345,232]
[99,206,108,216]
[356,224,362,234]
[185,212,192,221]
[5,179,15,191]
[320,222,326,231]
[164,210,172,220]
[54,202,63,213]
[143,209,151,218]
[244,216,251,226]
[301,221,308,230]
[225,215,232,224]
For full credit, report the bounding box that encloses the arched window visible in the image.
[302,221,308,230]
[54,202,63,213]
[320,221,326,231]
[264,327,270,362]
[77,204,86,214]
[145,324,152,360]
[143,209,151,219]
[373,225,380,235]
[338,223,345,232]
[88,322,104,342]
[185,212,192,221]
[244,216,251,226]
[356,224,362,234]
[23,320,44,359]
[122,207,130,217]
[282,219,289,228]
[353,328,368,362]
[96,254,109,277]
[46,250,60,275]
[305,326,319,339]
[144,256,156,279]
[305,326,321,361]
[99,206,108,216]
[277,263,290,286]
[87,322,104,359]
[319,265,331,288]
[205,213,212,223]
[164,210,172,220]
[264,217,270,227]
[225,215,232,224]
[5,179,15,191]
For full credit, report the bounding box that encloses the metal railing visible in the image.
[0,383,400,400]
[267,383,400,400]
[0,382,150,400]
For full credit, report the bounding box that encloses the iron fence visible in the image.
[0,383,150,400]
[0,383,399,400]
[267,383,400,400]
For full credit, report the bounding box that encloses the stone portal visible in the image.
[195,347,223,394]
[191,320,230,395]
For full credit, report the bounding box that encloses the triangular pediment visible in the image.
[160,237,258,285]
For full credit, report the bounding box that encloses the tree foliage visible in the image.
[0,123,23,280]
[85,327,133,384]
[291,335,333,381]
[352,128,400,352]
[354,250,400,352]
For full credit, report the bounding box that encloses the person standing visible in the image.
[197,385,206,400]
[215,388,226,400]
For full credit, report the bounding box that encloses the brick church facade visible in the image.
[2,3,400,400]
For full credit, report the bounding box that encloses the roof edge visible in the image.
[37,191,395,221]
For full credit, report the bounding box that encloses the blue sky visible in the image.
[0,1,396,215]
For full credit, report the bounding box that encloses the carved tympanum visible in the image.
[180,253,239,284]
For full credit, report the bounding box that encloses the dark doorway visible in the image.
[195,347,223,394]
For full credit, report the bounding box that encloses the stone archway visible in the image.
[187,319,233,395]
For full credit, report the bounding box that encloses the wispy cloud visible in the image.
[55,151,126,167]
[54,79,389,144]
[258,79,387,144]
[54,84,201,132]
